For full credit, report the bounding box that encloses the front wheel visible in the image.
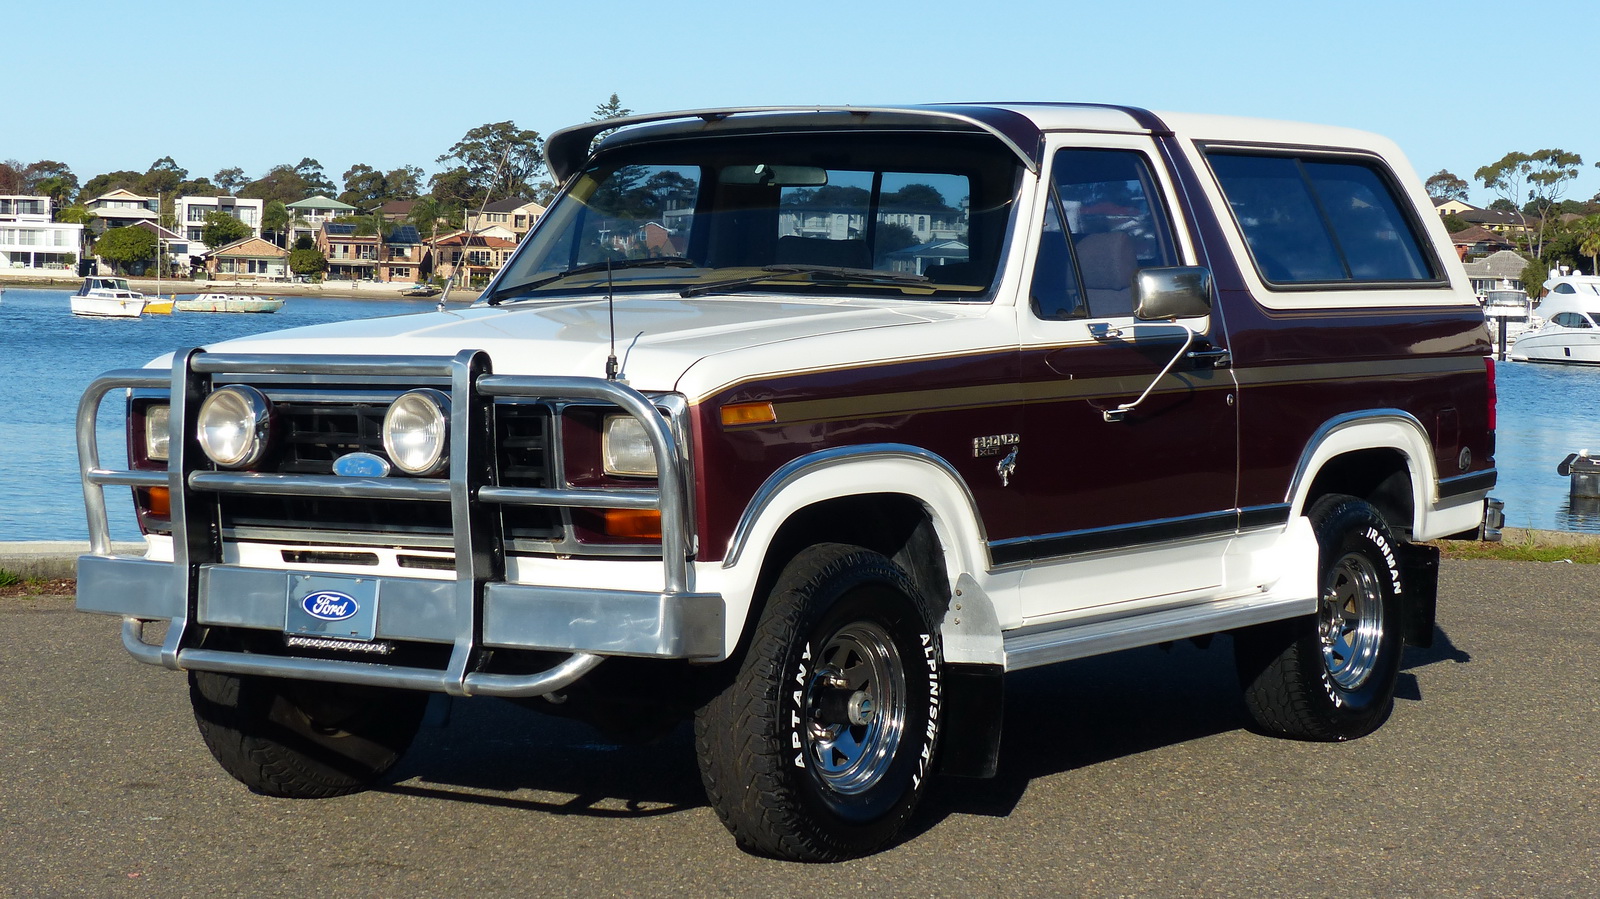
[695,543,944,861]
[190,670,427,798]
[1234,494,1405,741]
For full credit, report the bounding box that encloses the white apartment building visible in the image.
[0,195,84,272]
[175,195,264,247]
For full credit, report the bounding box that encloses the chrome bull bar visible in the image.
[77,348,719,697]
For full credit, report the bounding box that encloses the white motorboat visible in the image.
[71,277,148,317]
[174,292,283,313]
[1510,274,1600,364]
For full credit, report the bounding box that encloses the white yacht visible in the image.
[1510,274,1600,364]
[71,276,148,318]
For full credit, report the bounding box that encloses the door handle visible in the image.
[1186,346,1232,368]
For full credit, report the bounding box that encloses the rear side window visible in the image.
[1207,151,1439,287]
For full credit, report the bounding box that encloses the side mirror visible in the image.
[1134,266,1213,320]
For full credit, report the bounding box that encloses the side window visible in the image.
[1207,151,1439,287]
[1031,191,1085,319]
[1045,148,1178,318]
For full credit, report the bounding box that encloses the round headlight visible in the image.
[383,389,451,475]
[197,385,272,469]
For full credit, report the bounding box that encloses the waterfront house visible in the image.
[378,199,415,223]
[378,225,428,283]
[885,238,970,276]
[433,230,516,285]
[466,198,545,243]
[0,194,83,273]
[1461,249,1529,296]
[286,195,357,246]
[131,220,197,275]
[318,222,378,281]
[203,235,289,280]
[85,189,158,232]
[1450,224,1516,260]
[175,195,265,248]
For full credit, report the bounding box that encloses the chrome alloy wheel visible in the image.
[802,621,908,794]
[1318,550,1386,691]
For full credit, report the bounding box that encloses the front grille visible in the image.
[276,401,386,473]
[216,396,561,542]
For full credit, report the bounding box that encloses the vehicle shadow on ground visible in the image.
[378,624,1475,830]
[381,702,707,818]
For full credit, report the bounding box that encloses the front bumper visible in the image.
[76,349,723,697]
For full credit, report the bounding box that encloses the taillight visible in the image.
[1485,355,1497,457]
[1485,355,1497,430]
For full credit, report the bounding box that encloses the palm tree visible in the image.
[1578,215,1600,275]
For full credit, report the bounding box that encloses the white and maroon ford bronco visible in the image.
[78,104,1502,861]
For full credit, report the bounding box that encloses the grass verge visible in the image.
[1432,538,1600,564]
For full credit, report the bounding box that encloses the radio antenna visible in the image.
[604,254,619,380]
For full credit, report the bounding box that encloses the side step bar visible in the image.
[1003,593,1315,671]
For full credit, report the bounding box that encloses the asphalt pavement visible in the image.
[2,559,1595,897]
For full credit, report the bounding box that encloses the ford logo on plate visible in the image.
[302,591,360,621]
[333,452,391,478]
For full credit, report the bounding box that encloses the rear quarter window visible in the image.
[1206,150,1440,288]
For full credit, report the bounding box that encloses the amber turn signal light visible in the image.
[720,401,776,426]
[602,509,662,540]
[145,486,171,517]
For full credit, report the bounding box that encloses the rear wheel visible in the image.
[695,543,944,861]
[189,670,427,798]
[1234,494,1405,741]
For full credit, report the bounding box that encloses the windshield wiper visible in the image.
[679,264,929,299]
[488,257,697,304]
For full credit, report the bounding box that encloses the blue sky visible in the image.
[16,0,1598,207]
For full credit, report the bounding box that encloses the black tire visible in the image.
[695,543,944,861]
[189,670,427,798]
[1234,494,1406,741]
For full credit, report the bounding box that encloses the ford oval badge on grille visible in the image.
[302,591,360,621]
[334,452,391,478]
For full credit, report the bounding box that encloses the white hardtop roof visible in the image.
[548,103,1402,183]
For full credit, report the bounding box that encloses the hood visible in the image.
[186,293,973,390]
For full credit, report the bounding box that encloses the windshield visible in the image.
[490,131,1020,302]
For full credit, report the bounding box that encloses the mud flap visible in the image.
[935,663,1004,778]
[1398,542,1439,648]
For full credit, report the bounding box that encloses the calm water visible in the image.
[1,287,444,542]
[0,287,1590,540]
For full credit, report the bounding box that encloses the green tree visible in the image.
[339,164,388,209]
[214,167,249,195]
[139,156,188,198]
[294,158,337,197]
[94,225,157,273]
[262,200,289,245]
[288,247,327,276]
[436,121,545,201]
[407,195,446,240]
[1476,149,1584,258]
[385,166,423,201]
[55,205,96,225]
[1441,213,1469,233]
[1425,170,1470,203]
[1521,255,1549,298]
[240,164,311,204]
[34,174,78,208]
[201,210,252,248]
[592,92,632,121]
[80,170,143,201]
[1578,215,1600,275]
[876,221,918,255]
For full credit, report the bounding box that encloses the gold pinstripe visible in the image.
[709,353,1484,429]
